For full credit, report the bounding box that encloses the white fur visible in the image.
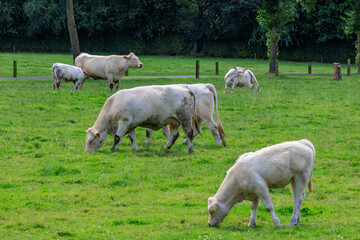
[75,52,143,91]
[52,63,87,90]
[145,83,226,146]
[208,139,315,227]
[224,68,260,94]
[85,85,197,153]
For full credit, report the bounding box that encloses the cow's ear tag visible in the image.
[213,204,217,211]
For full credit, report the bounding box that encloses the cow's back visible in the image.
[102,85,194,130]
[75,53,108,79]
[235,140,315,189]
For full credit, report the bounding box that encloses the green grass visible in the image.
[0,55,360,239]
[0,52,353,78]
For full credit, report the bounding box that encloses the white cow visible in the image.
[208,139,315,227]
[224,67,260,94]
[85,85,200,153]
[75,52,143,91]
[52,63,87,90]
[145,83,226,147]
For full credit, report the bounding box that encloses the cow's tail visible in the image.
[308,173,313,194]
[186,87,201,136]
[247,70,260,94]
[206,84,226,146]
[300,139,315,195]
[52,64,60,91]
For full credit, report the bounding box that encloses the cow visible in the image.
[145,83,226,147]
[224,67,260,94]
[208,139,315,227]
[52,63,87,91]
[75,52,143,91]
[85,85,200,153]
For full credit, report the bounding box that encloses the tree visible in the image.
[66,0,80,62]
[257,0,315,73]
[257,0,296,73]
[343,0,360,73]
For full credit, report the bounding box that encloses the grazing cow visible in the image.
[145,83,226,146]
[85,85,200,153]
[208,139,315,227]
[224,67,260,94]
[75,52,143,91]
[52,63,87,90]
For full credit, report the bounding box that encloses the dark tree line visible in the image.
[1,0,359,67]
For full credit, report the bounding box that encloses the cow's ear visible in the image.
[123,55,129,60]
[95,132,100,139]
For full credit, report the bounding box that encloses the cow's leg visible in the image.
[181,119,194,154]
[161,126,170,140]
[231,81,237,94]
[248,198,259,227]
[111,122,129,151]
[56,78,63,90]
[164,122,180,150]
[183,118,201,144]
[256,185,281,226]
[202,117,222,145]
[224,83,228,93]
[127,129,138,151]
[114,81,120,91]
[145,129,153,144]
[53,76,57,90]
[107,74,114,91]
[289,175,307,226]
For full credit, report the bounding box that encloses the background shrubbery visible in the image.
[0,0,357,63]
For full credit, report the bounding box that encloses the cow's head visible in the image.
[207,196,229,227]
[85,127,105,152]
[124,52,143,69]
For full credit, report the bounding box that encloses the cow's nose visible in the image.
[139,63,143,68]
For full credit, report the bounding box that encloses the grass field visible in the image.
[0,52,354,78]
[0,54,360,239]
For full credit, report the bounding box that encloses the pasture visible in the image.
[0,52,353,78]
[0,53,360,239]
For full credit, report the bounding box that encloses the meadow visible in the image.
[0,52,353,79]
[0,53,360,239]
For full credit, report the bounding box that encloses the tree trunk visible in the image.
[268,26,278,73]
[334,63,342,81]
[66,0,80,63]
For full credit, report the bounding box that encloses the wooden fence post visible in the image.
[196,60,199,78]
[347,59,351,76]
[334,63,342,80]
[13,60,17,78]
[215,62,219,75]
[308,62,312,74]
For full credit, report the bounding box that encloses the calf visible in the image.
[52,63,87,90]
[208,139,315,227]
[75,52,143,91]
[85,85,199,153]
[145,83,226,147]
[224,67,260,94]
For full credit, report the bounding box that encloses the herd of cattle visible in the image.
[51,53,315,227]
